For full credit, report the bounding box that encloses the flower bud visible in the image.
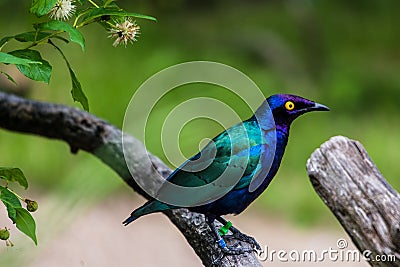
[0,228,10,241]
[25,199,38,212]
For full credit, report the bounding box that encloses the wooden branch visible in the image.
[306,136,400,266]
[0,91,260,267]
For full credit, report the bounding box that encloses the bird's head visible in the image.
[264,94,330,129]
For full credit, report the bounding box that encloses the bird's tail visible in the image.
[123,200,174,226]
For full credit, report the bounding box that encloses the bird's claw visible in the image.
[209,217,261,265]
[211,241,254,266]
[225,232,262,251]
[222,244,254,255]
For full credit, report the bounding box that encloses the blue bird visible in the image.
[123,94,329,255]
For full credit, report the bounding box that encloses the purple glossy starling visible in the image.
[123,94,329,255]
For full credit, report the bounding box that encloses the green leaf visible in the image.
[9,50,52,84]
[14,31,51,42]
[0,187,22,208]
[81,7,157,25]
[69,66,89,111]
[3,202,17,222]
[30,0,58,17]
[0,186,22,222]
[0,36,14,48]
[0,52,40,66]
[36,21,85,51]
[15,207,37,245]
[103,0,115,7]
[0,167,28,189]
[49,40,89,111]
[1,71,17,85]
[14,31,70,44]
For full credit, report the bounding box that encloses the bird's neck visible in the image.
[276,123,290,143]
[269,123,290,175]
[252,123,290,197]
[275,124,290,160]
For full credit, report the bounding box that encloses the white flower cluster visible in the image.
[109,19,141,47]
[49,0,75,21]
[47,0,141,47]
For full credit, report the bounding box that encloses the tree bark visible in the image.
[306,136,400,267]
[0,91,261,267]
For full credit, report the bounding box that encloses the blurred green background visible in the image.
[0,0,399,233]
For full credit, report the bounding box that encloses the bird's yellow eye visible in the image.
[285,101,295,111]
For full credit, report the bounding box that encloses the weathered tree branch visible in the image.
[0,91,261,267]
[307,136,400,266]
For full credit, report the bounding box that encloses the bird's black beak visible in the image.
[298,102,330,114]
[310,102,330,111]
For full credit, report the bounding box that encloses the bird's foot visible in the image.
[219,240,254,255]
[211,238,254,265]
[225,231,262,251]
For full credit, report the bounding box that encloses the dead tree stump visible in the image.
[307,136,400,266]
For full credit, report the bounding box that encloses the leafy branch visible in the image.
[0,168,38,245]
[0,0,156,111]
[0,0,156,245]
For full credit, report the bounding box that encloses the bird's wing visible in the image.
[233,127,276,191]
[231,144,263,190]
[166,119,266,189]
